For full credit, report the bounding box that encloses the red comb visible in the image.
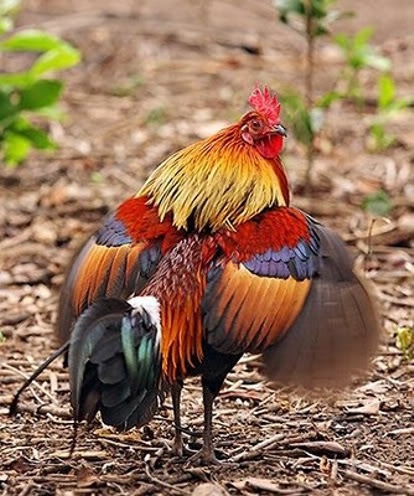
[248,84,281,126]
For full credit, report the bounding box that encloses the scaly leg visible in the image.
[199,378,219,463]
[171,380,184,455]
[186,376,222,465]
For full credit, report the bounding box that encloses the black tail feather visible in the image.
[69,297,163,431]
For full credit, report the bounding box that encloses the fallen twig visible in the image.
[289,441,350,458]
[8,402,72,419]
[340,469,414,495]
[144,458,191,496]
[230,432,318,463]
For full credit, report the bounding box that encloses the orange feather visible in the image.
[206,262,311,354]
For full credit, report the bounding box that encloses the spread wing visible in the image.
[203,208,380,388]
[57,197,178,344]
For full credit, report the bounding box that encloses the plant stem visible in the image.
[305,1,314,108]
[304,0,315,192]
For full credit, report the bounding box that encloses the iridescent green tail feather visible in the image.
[69,297,163,431]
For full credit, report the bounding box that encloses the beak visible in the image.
[273,123,287,137]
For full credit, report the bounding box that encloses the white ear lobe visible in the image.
[241,130,254,145]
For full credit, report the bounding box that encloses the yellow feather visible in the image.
[138,124,287,231]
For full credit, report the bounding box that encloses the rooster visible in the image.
[12,85,380,464]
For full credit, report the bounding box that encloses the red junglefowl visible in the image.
[12,85,380,464]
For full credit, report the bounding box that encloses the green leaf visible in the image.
[35,104,65,120]
[362,190,392,216]
[20,126,55,149]
[0,29,63,52]
[274,0,340,36]
[354,26,373,48]
[377,74,395,110]
[316,90,343,108]
[369,123,395,150]
[334,33,350,49]
[2,130,31,166]
[145,106,166,126]
[19,79,63,110]
[0,17,13,35]
[314,23,329,36]
[90,171,104,183]
[9,115,55,147]
[326,8,353,24]
[386,98,411,113]
[0,71,32,87]
[30,44,81,76]
[334,28,390,72]
[275,0,304,19]
[280,93,314,145]
[396,326,414,361]
[364,52,391,71]
[0,89,17,121]
[350,54,366,70]
[10,120,56,149]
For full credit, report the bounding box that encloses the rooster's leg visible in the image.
[185,375,223,465]
[200,377,218,463]
[171,380,184,455]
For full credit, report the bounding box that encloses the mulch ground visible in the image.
[1,1,413,494]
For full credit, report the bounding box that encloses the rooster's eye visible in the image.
[249,119,264,133]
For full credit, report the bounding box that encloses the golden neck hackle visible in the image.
[138,124,289,232]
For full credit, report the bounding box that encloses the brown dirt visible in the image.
[1,1,413,495]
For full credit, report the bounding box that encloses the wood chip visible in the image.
[289,441,350,458]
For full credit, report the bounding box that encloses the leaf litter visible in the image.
[0,0,413,494]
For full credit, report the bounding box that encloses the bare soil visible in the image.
[1,1,413,495]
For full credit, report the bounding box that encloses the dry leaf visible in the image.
[77,466,99,488]
[192,482,226,496]
[345,399,381,415]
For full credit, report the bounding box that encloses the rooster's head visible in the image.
[240,85,287,160]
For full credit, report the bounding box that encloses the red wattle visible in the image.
[255,134,283,159]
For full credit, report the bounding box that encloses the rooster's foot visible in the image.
[184,446,223,467]
[172,439,195,457]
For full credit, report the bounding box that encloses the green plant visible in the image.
[334,27,390,104]
[145,106,167,127]
[280,92,323,147]
[368,73,411,151]
[274,2,409,188]
[396,326,414,362]
[0,4,81,166]
[274,0,347,189]
[0,0,20,35]
[362,189,392,217]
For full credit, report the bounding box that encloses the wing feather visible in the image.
[203,263,311,354]
[57,198,179,345]
[57,240,148,344]
[262,226,381,388]
[204,208,381,388]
